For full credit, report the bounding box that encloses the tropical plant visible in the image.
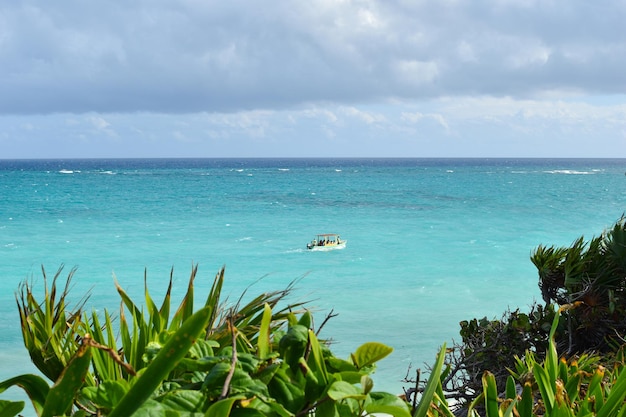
[433,303,556,407]
[466,303,626,417]
[531,214,626,353]
[0,264,427,416]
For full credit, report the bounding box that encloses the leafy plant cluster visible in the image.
[437,215,626,410]
[533,215,626,353]
[409,304,626,417]
[0,265,433,417]
[467,304,626,417]
[440,304,556,404]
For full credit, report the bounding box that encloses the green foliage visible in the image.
[442,216,626,407]
[441,304,555,405]
[2,265,424,416]
[16,266,90,384]
[532,215,626,352]
[467,304,626,417]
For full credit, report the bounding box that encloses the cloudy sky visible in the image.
[1,0,625,158]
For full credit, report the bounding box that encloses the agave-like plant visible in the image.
[9,264,308,414]
[16,265,91,384]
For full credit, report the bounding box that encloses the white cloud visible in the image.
[340,106,386,124]
[1,0,624,115]
[1,1,625,157]
[89,116,111,130]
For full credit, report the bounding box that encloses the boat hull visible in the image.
[308,241,347,251]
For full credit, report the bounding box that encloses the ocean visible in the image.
[1,158,625,404]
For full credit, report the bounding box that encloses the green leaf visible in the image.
[413,344,446,417]
[482,371,499,417]
[518,383,533,417]
[533,362,555,415]
[0,400,25,417]
[505,375,516,399]
[327,381,365,401]
[365,403,412,417]
[350,342,393,369]
[297,311,312,329]
[109,306,213,417]
[205,396,244,417]
[366,392,411,417]
[42,336,93,417]
[170,266,197,330]
[257,303,272,360]
[306,330,329,385]
[361,375,373,395]
[81,380,130,411]
[0,374,50,416]
[159,390,206,412]
[597,363,626,417]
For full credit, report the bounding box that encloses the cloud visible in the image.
[0,1,624,115]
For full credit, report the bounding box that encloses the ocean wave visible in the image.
[544,170,594,175]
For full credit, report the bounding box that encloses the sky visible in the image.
[1,0,625,158]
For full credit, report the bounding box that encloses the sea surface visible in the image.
[1,158,626,404]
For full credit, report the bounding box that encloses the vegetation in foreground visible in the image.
[0,265,432,416]
[4,216,626,416]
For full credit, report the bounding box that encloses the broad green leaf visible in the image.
[81,380,130,410]
[0,374,49,416]
[367,392,411,417]
[109,306,213,417]
[278,325,308,372]
[327,381,365,401]
[327,357,358,373]
[350,342,393,369]
[202,362,231,394]
[205,396,244,417]
[267,373,305,413]
[128,399,167,417]
[160,390,206,411]
[0,399,25,417]
[336,371,363,384]
[366,403,412,417]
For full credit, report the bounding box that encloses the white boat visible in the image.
[307,234,347,251]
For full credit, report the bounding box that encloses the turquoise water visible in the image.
[1,158,626,402]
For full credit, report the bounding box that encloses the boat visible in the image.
[306,234,347,251]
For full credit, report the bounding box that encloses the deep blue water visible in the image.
[1,158,626,402]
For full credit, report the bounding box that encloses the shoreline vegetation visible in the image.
[4,216,626,415]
